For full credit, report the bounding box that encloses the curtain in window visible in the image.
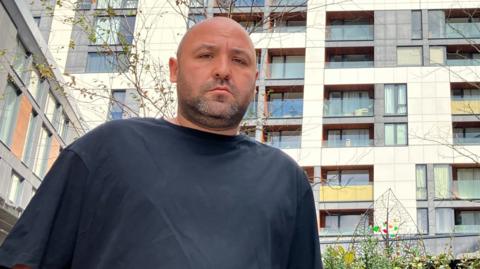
[340,214,361,233]
[0,83,21,145]
[33,128,51,178]
[417,209,428,234]
[8,174,23,205]
[396,124,407,145]
[434,165,451,199]
[327,130,341,147]
[384,124,395,145]
[416,165,427,199]
[325,215,339,232]
[428,10,446,38]
[22,113,38,166]
[284,56,305,79]
[327,91,342,116]
[343,129,369,146]
[385,85,396,114]
[97,0,137,9]
[397,85,407,114]
[436,208,454,233]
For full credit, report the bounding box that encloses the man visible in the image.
[0,17,322,268]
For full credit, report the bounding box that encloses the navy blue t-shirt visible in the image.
[0,118,321,268]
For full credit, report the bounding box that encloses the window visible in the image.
[412,10,422,39]
[416,165,427,200]
[326,170,370,186]
[327,129,370,147]
[384,123,407,145]
[384,84,407,115]
[86,52,128,73]
[110,90,126,120]
[8,172,23,205]
[452,88,480,100]
[45,94,61,129]
[94,16,136,45]
[455,210,480,233]
[436,208,454,233]
[12,40,31,82]
[33,16,41,26]
[22,112,39,166]
[325,91,372,117]
[417,208,429,234]
[58,116,70,141]
[324,213,364,235]
[270,55,305,79]
[0,82,21,146]
[456,168,480,199]
[434,165,452,199]
[97,0,138,9]
[429,46,445,64]
[33,127,52,178]
[397,47,423,66]
[28,69,46,103]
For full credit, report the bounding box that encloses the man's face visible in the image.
[169,18,258,130]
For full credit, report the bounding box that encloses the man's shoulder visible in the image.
[244,140,302,172]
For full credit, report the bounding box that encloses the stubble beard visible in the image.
[177,73,253,130]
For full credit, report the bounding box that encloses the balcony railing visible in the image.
[323,138,373,148]
[446,22,480,39]
[273,25,306,33]
[267,99,303,118]
[319,227,356,236]
[325,60,374,68]
[454,225,480,234]
[319,184,373,202]
[451,99,480,114]
[453,179,480,199]
[265,137,301,149]
[453,137,480,145]
[217,0,264,7]
[323,99,374,117]
[269,62,305,79]
[244,102,257,119]
[326,25,374,41]
[446,59,480,66]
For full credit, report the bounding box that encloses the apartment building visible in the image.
[8,0,480,258]
[0,0,84,242]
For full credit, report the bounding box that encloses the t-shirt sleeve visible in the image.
[287,174,323,269]
[0,149,89,269]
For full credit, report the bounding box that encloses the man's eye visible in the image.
[199,54,213,59]
[233,58,247,65]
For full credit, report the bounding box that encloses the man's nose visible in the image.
[213,55,231,80]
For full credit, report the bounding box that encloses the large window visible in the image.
[326,169,370,186]
[455,168,480,199]
[436,208,454,234]
[33,127,52,178]
[94,16,136,45]
[45,93,62,130]
[0,82,21,146]
[8,172,24,205]
[429,46,445,64]
[86,52,128,73]
[397,47,423,66]
[455,210,480,233]
[453,127,480,144]
[96,0,138,9]
[270,55,305,79]
[417,208,429,234]
[384,123,407,145]
[323,212,365,235]
[12,40,31,82]
[434,164,452,199]
[22,112,39,167]
[324,91,372,117]
[265,129,301,149]
[412,10,423,39]
[110,90,126,120]
[384,84,407,115]
[416,164,427,200]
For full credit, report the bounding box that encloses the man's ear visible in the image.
[169,57,178,83]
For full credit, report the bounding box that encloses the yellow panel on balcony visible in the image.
[451,100,480,114]
[319,185,373,202]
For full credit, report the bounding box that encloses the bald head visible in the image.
[177,17,255,61]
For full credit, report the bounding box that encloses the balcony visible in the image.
[322,139,373,148]
[319,183,373,202]
[264,126,301,149]
[453,179,480,199]
[454,225,480,234]
[216,0,264,7]
[325,47,374,68]
[451,99,480,114]
[268,49,305,79]
[324,99,373,117]
[267,100,303,118]
[326,25,374,41]
[453,123,480,145]
[271,12,306,33]
[319,227,356,236]
[323,124,374,148]
[445,22,480,39]
[270,0,306,6]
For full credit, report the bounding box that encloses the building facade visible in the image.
[0,0,84,242]
[2,0,480,258]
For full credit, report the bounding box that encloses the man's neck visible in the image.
[167,115,239,136]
